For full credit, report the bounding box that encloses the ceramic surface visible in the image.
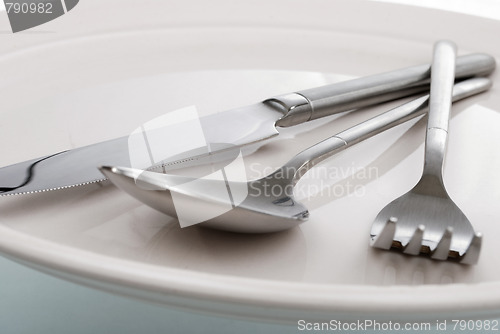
[0,0,499,322]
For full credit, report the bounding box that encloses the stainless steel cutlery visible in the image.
[101,77,491,234]
[0,54,495,196]
[1,42,495,265]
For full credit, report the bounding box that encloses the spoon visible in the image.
[100,78,491,233]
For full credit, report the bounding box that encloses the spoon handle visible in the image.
[281,77,491,183]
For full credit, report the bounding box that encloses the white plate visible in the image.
[1,0,500,323]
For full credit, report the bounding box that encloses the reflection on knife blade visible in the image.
[0,53,495,195]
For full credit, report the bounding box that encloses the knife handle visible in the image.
[267,53,495,127]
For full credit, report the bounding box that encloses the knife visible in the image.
[0,53,495,196]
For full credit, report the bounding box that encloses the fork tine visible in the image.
[371,217,397,249]
[460,232,483,265]
[431,227,453,260]
[404,225,425,255]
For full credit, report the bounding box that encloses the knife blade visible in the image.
[0,53,495,196]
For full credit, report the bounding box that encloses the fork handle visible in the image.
[422,41,457,179]
[280,78,491,184]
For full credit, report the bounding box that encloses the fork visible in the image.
[370,41,483,265]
